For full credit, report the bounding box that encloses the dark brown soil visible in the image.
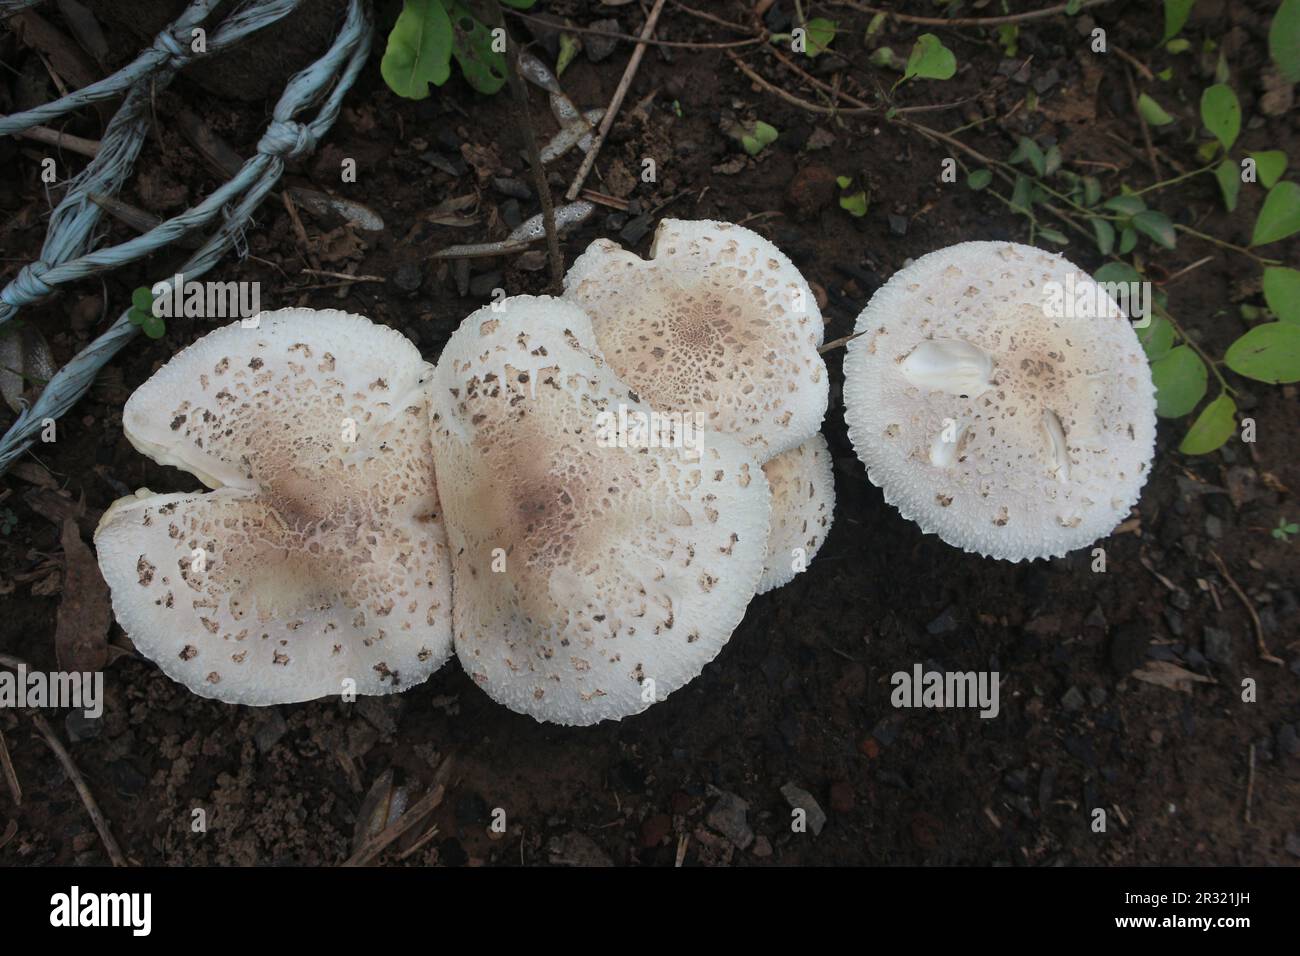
[2,1,1298,866]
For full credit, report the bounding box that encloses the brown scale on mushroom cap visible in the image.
[94,309,454,705]
[563,219,828,462]
[429,295,771,725]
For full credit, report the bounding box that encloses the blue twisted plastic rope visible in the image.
[0,0,374,474]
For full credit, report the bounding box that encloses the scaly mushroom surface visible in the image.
[94,309,453,704]
[842,242,1157,561]
[429,295,771,724]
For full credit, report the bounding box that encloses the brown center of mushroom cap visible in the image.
[563,224,826,460]
[442,362,661,627]
[602,271,773,418]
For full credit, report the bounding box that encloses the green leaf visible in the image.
[1119,226,1138,254]
[1179,394,1236,455]
[1091,217,1115,255]
[997,24,1019,57]
[1010,137,1046,175]
[904,33,957,81]
[839,190,868,217]
[1133,210,1177,248]
[141,313,166,340]
[967,169,992,190]
[1044,144,1062,176]
[869,46,900,69]
[498,0,537,8]
[804,17,837,57]
[1214,158,1240,211]
[741,120,779,156]
[1269,0,1300,83]
[1094,262,1143,286]
[1104,194,1146,217]
[1214,50,1230,84]
[380,0,453,100]
[1138,315,1176,361]
[556,33,580,77]
[131,287,154,313]
[1164,0,1197,41]
[1224,322,1300,383]
[866,12,887,36]
[1251,181,1300,246]
[1082,176,1102,207]
[1263,267,1300,324]
[836,175,852,189]
[1010,174,1032,214]
[1165,38,1191,54]
[1138,92,1175,126]
[1150,345,1208,418]
[1039,227,1069,245]
[1200,84,1240,150]
[447,2,507,94]
[1250,150,1288,189]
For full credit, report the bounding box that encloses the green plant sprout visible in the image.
[127,286,164,340]
[1272,518,1299,543]
[740,120,779,157]
[380,0,536,98]
[768,1,837,58]
[891,32,956,95]
[836,176,868,217]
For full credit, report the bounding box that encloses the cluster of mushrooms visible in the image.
[94,224,1156,725]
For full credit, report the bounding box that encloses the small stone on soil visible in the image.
[585,20,621,62]
[780,782,826,836]
[706,789,754,849]
[1203,626,1234,667]
[926,605,959,635]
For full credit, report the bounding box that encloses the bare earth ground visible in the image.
[1,0,1298,866]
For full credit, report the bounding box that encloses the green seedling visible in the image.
[740,120,778,156]
[836,176,868,217]
[128,286,165,340]
[380,0,536,98]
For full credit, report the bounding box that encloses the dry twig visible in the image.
[0,727,21,806]
[832,0,1112,27]
[29,711,126,866]
[1209,550,1283,666]
[566,0,669,201]
[342,755,455,866]
[0,115,100,157]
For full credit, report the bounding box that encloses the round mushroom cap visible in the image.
[429,295,771,725]
[757,432,835,593]
[94,309,453,704]
[842,241,1156,562]
[563,218,828,461]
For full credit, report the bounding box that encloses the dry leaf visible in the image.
[54,517,110,672]
[0,325,56,414]
[1131,660,1215,694]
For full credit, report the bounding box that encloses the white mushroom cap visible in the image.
[563,218,828,461]
[842,241,1156,562]
[429,294,770,725]
[94,309,453,704]
[757,432,835,594]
